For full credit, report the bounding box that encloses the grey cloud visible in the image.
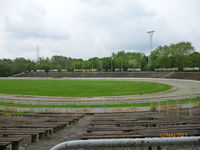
[80,0,155,27]
[5,18,69,40]
[75,0,157,55]
[4,2,69,40]
[81,0,114,6]
[0,0,199,60]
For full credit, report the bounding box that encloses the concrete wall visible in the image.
[1,102,199,113]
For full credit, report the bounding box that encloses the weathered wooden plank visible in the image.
[0,137,23,150]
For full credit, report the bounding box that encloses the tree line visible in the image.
[0,41,200,77]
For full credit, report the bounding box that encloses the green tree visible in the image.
[0,59,14,77]
[149,41,195,69]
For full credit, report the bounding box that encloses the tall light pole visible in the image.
[66,62,68,72]
[82,62,84,72]
[147,31,155,65]
[74,60,76,72]
[111,59,113,72]
[101,60,103,72]
[92,62,93,72]
[36,46,39,63]
[147,31,155,51]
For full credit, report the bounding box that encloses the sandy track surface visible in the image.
[0,78,200,105]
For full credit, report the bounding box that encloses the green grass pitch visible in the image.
[0,79,172,97]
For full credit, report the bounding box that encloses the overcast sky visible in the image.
[0,0,200,60]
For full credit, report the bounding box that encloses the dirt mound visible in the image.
[15,72,200,80]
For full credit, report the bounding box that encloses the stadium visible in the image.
[0,41,200,150]
[0,1,200,150]
[0,71,200,150]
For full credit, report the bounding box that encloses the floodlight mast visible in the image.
[36,46,39,63]
[147,31,155,51]
[147,31,155,65]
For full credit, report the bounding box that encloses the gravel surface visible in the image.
[23,115,93,150]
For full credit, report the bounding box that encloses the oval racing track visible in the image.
[0,77,200,105]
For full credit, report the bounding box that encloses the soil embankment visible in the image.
[15,72,200,80]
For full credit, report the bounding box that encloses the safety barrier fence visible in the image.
[50,137,200,150]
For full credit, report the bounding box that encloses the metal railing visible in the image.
[50,137,200,150]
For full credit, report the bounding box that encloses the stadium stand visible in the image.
[0,113,83,150]
[15,72,200,80]
[0,108,199,149]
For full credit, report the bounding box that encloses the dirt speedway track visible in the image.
[0,77,199,149]
[0,78,199,105]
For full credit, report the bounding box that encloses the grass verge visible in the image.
[0,97,199,108]
[0,110,31,114]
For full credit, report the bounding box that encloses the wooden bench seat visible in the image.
[0,137,23,150]
[87,128,133,132]
[81,134,143,140]
[0,131,40,143]
[0,124,61,132]
[87,123,200,130]
[0,113,84,149]
[0,141,11,150]
[0,128,52,137]
[84,131,135,136]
